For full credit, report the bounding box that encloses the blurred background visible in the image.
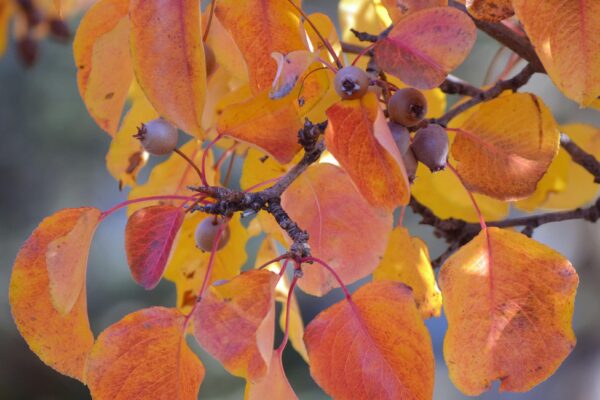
[1,1,599,399]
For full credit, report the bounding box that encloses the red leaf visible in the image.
[375,7,476,89]
[86,307,205,400]
[125,205,185,289]
[193,270,277,381]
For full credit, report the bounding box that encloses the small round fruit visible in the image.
[402,148,418,183]
[134,118,178,156]
[411,124,449,171]
[204,43,216,76]
[334,66,370,100]
[388,88,427,127]
[388,121,411,155]
[194,217,231,252]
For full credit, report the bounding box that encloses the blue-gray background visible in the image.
[1,1,599,399]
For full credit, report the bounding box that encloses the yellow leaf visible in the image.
[373,227,442,318]
[412,163,509,222]
[127,140,213,215]
[106,91,157,188]
[512,0,600,106]
[452,93,560,200]
[338,0,391,45]
[441,228,578,394]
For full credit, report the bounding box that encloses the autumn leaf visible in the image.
[270,50,316,99]
[304,281,434,400]
[46,207,101,315]
[164,213,249,311]
[202,12,248,83]
[452,93,560,200]
[325,93,410,210]
[128,140,213,215]
[412,163,510,222]
[512,0,600,106]
[339,0,391,46]
[217,88,303,164]
[130,0,206,137]
[466,0,514,22]
[522,124,600,210]
[73,0,132,135]
[282,163,392,295]
[0,0,14,57]
[302,13,341,63]
[106,88,157,188]
[375,7,476,89]
[10,208,95,380]
[373,227,442,318]
[244,352,298,400]
[440,228,578,394]
[382,0,448,23]
[214,0,306,94]
[125,205,185,290]
[193,270,277,381]
[86,307,205,400]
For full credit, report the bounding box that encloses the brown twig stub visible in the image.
[438,75,484,97]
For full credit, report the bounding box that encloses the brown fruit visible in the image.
[388,121,411,155]
[334,66,370,100]
[388,88,427,127]
[204,43,217,76]
[194,217,231,252]
[134,118,178,156]
[411,124,449,172]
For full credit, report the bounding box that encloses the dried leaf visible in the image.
[441,228,578,394]
[466,0,514,22]
[86,307,204,400]
[304,281,434,399]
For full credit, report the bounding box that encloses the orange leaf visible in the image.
[193,270,277,381]
[244,352,298,400]
[46,207,101,315]
[73,0,132,135]
[452,93,560,200]
[466,0,514,22]
[0,0,14,57]
[375,7,476,89]
[282,163,392,295]
[270,50,316,99]
[304,281,434,399]
[325,93,410,210]
[86,307,205,400]
[512,0,600,106]
[217,89,302,164]
[125,205,185,290]
[440,228,578,394]
[9,208,95,380]
[214,0,306,94]
[130,0,206,137]
[382,0,448,23]
[373,227,442,318]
